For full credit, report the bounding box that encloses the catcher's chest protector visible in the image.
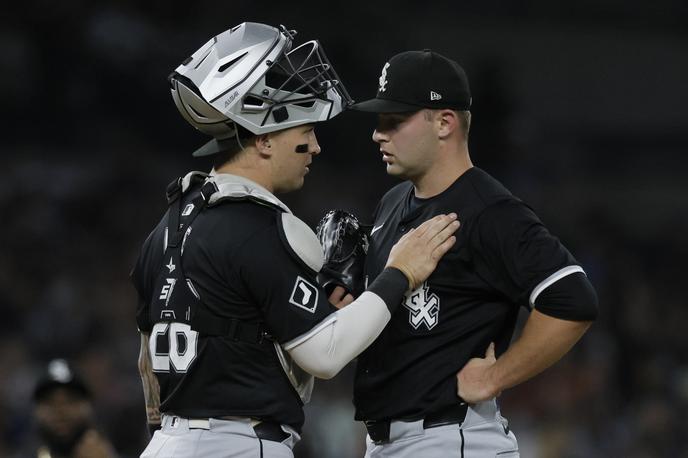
[149,171,318,403]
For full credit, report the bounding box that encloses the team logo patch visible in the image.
[403,282,440,330]
[289,276,319,313]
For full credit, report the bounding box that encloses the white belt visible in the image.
[188,419,210,430]
[167,416,262,430]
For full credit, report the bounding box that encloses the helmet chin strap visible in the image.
[295,144,309,153]
[234,124,245,151]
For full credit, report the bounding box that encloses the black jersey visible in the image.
[354,167,581,421]
[131,176,338,431]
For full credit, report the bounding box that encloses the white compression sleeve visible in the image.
[284,291,391,379]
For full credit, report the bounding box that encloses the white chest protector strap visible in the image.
[178,171,323,402]
[179,171,324,271]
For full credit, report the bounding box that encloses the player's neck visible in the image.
[412,147,473,198]
[214,159,275,193]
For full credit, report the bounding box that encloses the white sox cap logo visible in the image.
[404,282,440,330]
[378,62,390,92]
[289,276,319,313]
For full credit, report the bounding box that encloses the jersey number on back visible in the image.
[149,322,199,372]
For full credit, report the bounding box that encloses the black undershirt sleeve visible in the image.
[367,267,409,313]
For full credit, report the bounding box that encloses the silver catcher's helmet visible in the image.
[169,22,353,157]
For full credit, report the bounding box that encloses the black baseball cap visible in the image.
[33,359,91,402]
[352,50,471,113]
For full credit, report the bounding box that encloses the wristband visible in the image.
[389,264,417,290]
[367,267,409,313]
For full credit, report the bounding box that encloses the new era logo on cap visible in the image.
[430,91,442,101]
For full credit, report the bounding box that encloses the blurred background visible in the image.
[2,0,687,456]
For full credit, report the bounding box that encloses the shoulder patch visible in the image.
[289,276,319,313]
[278,213,325,273]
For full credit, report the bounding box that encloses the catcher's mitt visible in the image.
[316,210,370,297]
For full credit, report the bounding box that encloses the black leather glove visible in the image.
[316,210,370,297]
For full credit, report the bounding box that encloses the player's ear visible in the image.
[436,109,459,140]
[255,133,273,158]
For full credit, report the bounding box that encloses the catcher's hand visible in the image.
[316,210,369,297]
[385,213,458,290]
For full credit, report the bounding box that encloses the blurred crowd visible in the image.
[2,1,687,457]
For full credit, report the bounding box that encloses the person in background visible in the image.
[28,359,115,458]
